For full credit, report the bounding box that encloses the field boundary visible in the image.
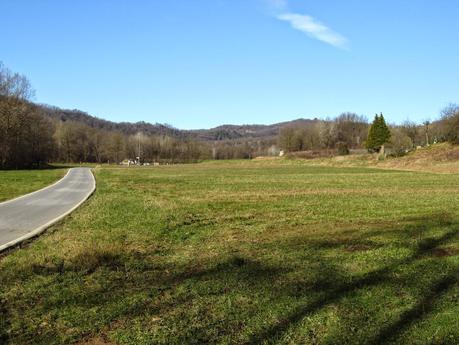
[0,168,96,252]
[0,169,71,206]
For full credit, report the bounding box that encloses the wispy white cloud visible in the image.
[263,0,349,50]
[277,13,349,49]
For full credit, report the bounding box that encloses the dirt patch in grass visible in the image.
[429,248,459,257]
[344,244,373,252]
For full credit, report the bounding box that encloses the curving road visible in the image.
[0,167,95,251]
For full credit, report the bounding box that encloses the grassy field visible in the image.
[1,161,459,344]
[0,168,68,202]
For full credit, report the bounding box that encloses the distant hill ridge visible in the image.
[39,104,319,142]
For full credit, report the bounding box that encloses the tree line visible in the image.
[0,63,55,169]
[0,63,210,168]
[51,121,210,165]
[2,61,459,169]
[278,109,459,157]
[0,63,272,168]
[278,113,368,154]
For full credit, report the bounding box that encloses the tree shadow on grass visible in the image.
[0,296,11,345]
[1,213,459,344]
[245,214,459,344]
[370,269,459,345]
[1,248,288,344]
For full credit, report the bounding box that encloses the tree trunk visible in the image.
[377,144,386,160]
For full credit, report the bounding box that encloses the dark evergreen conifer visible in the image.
[366,113,391,152]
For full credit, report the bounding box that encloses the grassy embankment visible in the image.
[1,159,459,344]
[0,168,68,202]
[289,142,459,173]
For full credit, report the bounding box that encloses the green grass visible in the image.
[2,161,459,344]
[0,168,68,202]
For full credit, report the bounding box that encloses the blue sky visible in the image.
[2,0,459,129]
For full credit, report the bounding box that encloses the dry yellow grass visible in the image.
[287,142,459,174]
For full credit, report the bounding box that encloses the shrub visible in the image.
[337,142,350,155]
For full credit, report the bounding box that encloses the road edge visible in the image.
[0,168,96,252]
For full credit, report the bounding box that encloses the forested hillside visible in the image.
[2,61,459,169]
[41,106,182,137]
[39,104,317,142]
[0,64,55,169]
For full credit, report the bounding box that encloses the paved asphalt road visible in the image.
[0,168,95,251]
